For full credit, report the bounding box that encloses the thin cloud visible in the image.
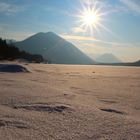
[61,34,132,47]
[0,2,24,15]
[71,27,86,33]
[61,34,98,41]
[120,0,140,14]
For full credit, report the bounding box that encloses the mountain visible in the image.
[95,60,140,67]
[15,32,94,64]
[120,60,140,67]
[133,60,140,65]
[88,53,100,60]
[96,53,121,63]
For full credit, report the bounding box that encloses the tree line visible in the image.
[0,38,45,63]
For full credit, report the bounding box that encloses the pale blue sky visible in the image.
[0,0,140,62]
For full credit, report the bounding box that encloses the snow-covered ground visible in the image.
[0,62,140,140]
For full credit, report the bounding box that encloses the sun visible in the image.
[80,8,101,28]
[74,1,112,36]
[77,6,103,34]
[75,1,110,35]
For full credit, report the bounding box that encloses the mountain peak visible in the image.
[33,32,46,37]
[36,32,46,35]
[45,32,64,40]
[96,53,121,63]
[15,32,94,64]
[46,32,56,35]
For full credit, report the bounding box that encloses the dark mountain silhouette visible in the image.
[119,60,140,67]
[133,60,140,65]
[95,60,140,67]
[15,32,94,64]
[0,38,44,63]
[96,53,121,63]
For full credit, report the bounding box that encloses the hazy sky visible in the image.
[0,0,140,62]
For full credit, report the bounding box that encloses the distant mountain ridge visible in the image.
[95,60,140,67]
[96,53,121,63]
[15,32,94,64]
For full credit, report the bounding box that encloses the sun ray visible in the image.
[75,0,113,36]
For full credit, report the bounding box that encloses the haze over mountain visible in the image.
[15,32,94,64]
[95,53,121,63]
[6,39,16,44]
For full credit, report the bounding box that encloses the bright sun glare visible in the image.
[76,1,110,35]
[81,8,101,28]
